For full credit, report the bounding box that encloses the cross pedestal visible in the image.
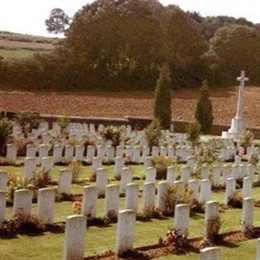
[222,71,249,140]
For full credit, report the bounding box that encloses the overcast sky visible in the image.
[0,0,259,37]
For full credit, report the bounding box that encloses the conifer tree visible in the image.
[195,79,213,133]
[154,63,172,129]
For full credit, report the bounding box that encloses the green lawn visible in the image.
[1,162,260,259]
[0,49,50,60]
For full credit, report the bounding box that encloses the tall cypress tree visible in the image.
[195,79,213,133]
[154,63,172,129]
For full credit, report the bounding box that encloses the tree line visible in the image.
[1,0,260,91]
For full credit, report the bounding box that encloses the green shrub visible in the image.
[0,118,11,156]
[144,119,161,150]
[31,168,51,191]
[101,125,122,147]
[68,161,83,183]
[195,80,213,133]
[3,209,45,235]
[186,121,201,148]
[154,63,172,129]
[163,184,194,215]
[152,155,172,179]
[7,173,31,203]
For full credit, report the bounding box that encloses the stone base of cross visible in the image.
[222,70,248,141]
[222,117,246,140]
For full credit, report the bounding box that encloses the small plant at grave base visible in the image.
[13,138,32,157]
[107,210,118,223]
[195,138,224,167]
[15,112,41,136]
[101,125,122,147]
[7,173,32,203]
[240,130,254,149]
[249,152,259,167]
[228,191,243,208]
[144,119,162,150]
[205,216,222,244]
[163,184,194,216]
[2,209,45,236]
[165,227,189,254]
[31,168,51,191]
[72,201,82,214]
[241,223,255,239]
[152,155,172,179]
[68,161,83,183]
[57,115,70,134]
[186,121,201,149]
[137,206,162,221]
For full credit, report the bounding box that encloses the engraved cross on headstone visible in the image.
[235,70,249,119]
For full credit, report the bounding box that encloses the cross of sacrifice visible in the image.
[235,70,249,119]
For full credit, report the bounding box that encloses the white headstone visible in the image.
[59,169,73,195]
[145,167,156,183]
[53,144,63,163]
[82,186,98,219]
[199,179,211,204]
[204,201,219,239]
[241,197,254,233]
[120,167,132,192]
[0,191,6,228]
[125,183,139,212]
[156,181,169,212]
[13,189,33,215]
[115,209,136,255]
[105,184,119,218]
[0,171,8,191]
[96,167,108,196]
[143,182,156,209]
[243,176,252,198]
[225,177,236,204]
[63,215,87,260]
[6,144,17,164]
[37,188,55,224]
[174,204,189,236]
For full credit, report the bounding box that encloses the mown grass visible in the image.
[1,162,260,259]
[0,48,51,60]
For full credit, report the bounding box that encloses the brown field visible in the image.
[0,39,54,50]
[0,86,260,128]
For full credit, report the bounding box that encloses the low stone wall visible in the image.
[3,111,260,138]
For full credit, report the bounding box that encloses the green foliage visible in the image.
[7,173,32,202]
[45,8,70,34]
[0,118,11,156]
[195,138,224,166]
[186,121,201,148]
[154,63,172,129]
[195,80,213,133]
[3,209,45,236]
[151,155,172,179]
[1,2,260,90]
[240,130,254,149]
[68,161,83,183]
[31,168,51,191]
[57,115,70,133]
[144,119,161,150]
[163,183,194,215]
[101,126,122,147]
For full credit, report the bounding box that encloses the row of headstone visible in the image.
[61,198,258,259]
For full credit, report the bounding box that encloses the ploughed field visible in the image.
[0,86,260,127]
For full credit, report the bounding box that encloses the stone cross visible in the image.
[236,70,249,120]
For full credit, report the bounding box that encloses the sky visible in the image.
[0,0,259,37]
